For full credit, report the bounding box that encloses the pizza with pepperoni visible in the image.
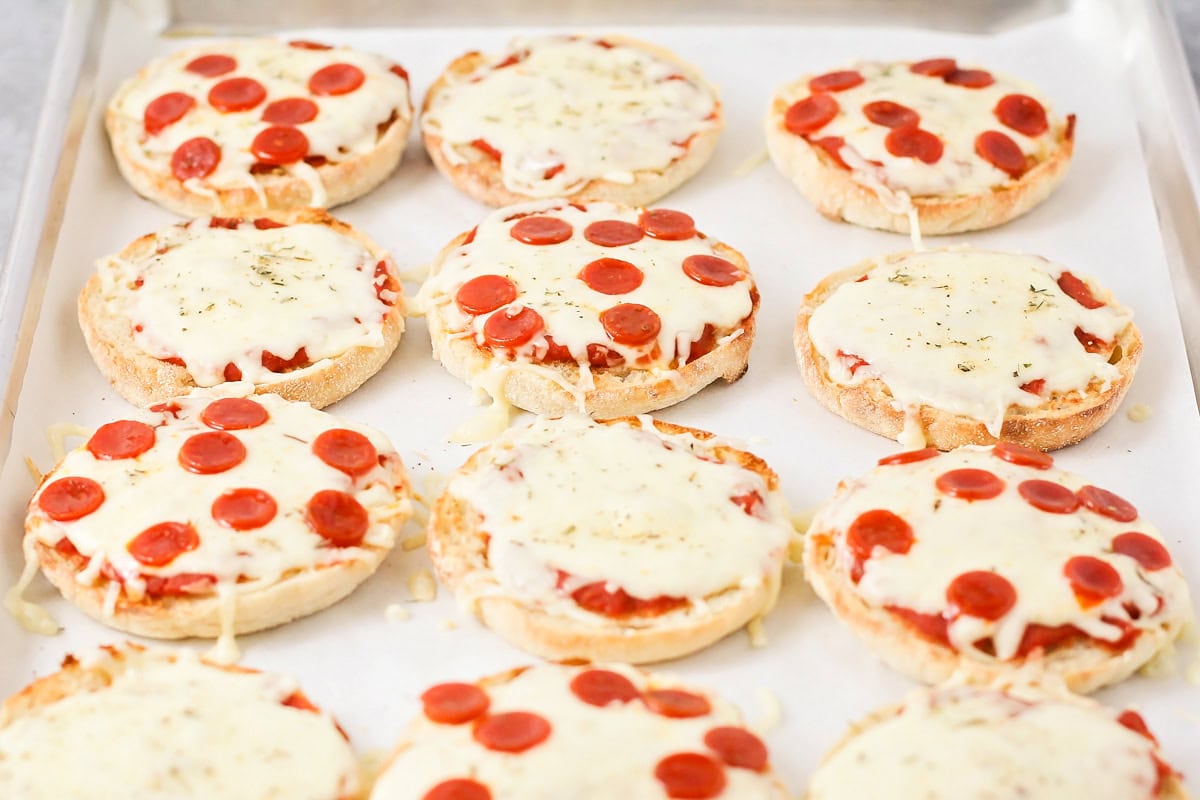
[106,38,412,216]
[766,59,1074,234]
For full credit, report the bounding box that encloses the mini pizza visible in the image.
[0,642,359,799]
[765,59,1074,234]
[794,248,1140,451]
[419,199,757,422]
[106,38,412,216]
[79,208,404,409]
[803,443,1191,693]
[370,663,790,799]
[806,681,1186,799]
[428,415,791,663]
[421,34,722,206]
[18,387,411,645]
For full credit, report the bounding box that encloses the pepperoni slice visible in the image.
[1018,480,1080,514]
[127,521,199,567]
[640,209,696,240]
[251,126,309,165]
[704,727,768,772]
[185,54,236,77]
[262,97,319,125]
[655,753,726,799]
[584,220,643,247]
[946,571,1017,620]
[423,779,492,800]
[885,127,943,164]
[995,94,1048,137]
[211,488,277,531]
[810,136,850,169]
[600,303,661,346]
[910,58,957,77]
[201,397,269,430]
[846,509,914,564]
[38,477,104,521]
[783,94,839,136]
[945,68,995,88]
[313,428,378,477]
[421,682,490,724]
[171,137,220,181]
[1056,271,1104,309]
[862,100,919,129]
[579,258,644,295]
[87,420,155,460]
[809,70,864,92]
[178,431,245,474]
[1078,486,1138,522]
[1019,378,1046,395]
[510,215,573,245]
[208,77,266,113]
[309,63,365,96]
[483,306,543,348]
[471,139,502,160]
[644,689,711,718]
[390,64,410,82]
[1116,710,1158,744]
[975,130,1027,178]
[1112,532,1172,571]
[253,217,285,230]
[992,441,1053,470]
[473,712,551,753]
[289,39,332,50]
[1064,555,1124,606]
[456,275,517,315]
[1074,327,1107,354]
[306,490,369,547]
[877,448,938,466]
[144,92,195,135]
[569,669,640,707]
[935,468,1004,500]
[223,363,243,381]
[682,254,743,287]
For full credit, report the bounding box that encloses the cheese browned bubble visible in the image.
[422,36,718,198]
[0,646,358,799]
[806,249,1131,444]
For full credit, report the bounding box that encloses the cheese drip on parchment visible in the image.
[447,416,790,617]
[422,35,719,197]
[806,249,1130,444]
[810,446,1189,660]
[0,647,359,799]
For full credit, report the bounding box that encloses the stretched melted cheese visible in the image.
[810,446,1189,660]
[370,663,785,799]
[0,647,358,800]
[807,684,1162,800]
[447,416,790,614]
[422,36,719,197]
[99,218,391,386]
[806,249,1131,437]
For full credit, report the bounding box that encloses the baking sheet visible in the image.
[2,0,1199,791]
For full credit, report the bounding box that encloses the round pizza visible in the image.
[806,681,1185,799]
[794,248,1141,451]
[0,642,360,799]
[428,415,791,663]
[370,663,789,799]
[765,58,1075,234]
[20,388,411,646]
[419,199,757,422]
[421,34,722,206]
[106,38,412,216]
[79,209,404,409]
[803,443,1190,693]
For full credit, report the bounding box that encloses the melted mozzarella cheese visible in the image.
[446,416,790,614]
[810,446,1190,660]
[0,647,358,799]
[422,36,719,197]
[805,249,1131,438]
[99,219,391,387]
[807,684,1162,799]
[371,663,785,799]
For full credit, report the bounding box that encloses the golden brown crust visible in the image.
[793,255,1141,451]
[78,208,404,410]
[764,77,1075,235]
[420,35,723,207]
[427,417,784,664]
